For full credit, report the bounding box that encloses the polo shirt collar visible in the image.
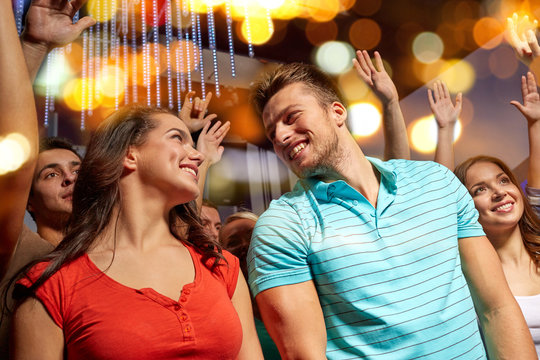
[298,156,398,202]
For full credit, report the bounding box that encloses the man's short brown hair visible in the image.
[250,63,346,118]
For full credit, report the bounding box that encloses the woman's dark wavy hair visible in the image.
[11,105,224,302]
[454,155,540,268]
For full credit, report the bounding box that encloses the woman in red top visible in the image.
[11,106,263,359]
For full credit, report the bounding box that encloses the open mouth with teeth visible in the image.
[289,142,307,160]
[493,202,514,212]
[180,166,197,178]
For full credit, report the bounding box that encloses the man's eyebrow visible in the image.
[266,104,300,133]
[166,128,194,146]
[70,161,81,167]
[36,163,60,179]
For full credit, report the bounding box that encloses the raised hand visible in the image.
[197,120,231,165]
[506,13,540,66]
[428,80,462,130]
[22,0,96,49]
[511,71,540,126]
[180,91,218,133]
[353,50,398,105]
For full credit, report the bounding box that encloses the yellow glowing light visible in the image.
[170,40,200,74]
[86,0,117,22]
[306,0,340,22]
[63,78,103,111]
[339,0,356,11]
[98,65,126,98]
[257,0,285,10]
[315,41,355,75]
[270,0,303,20]
[338,68,370,103]
[473,17,504,49]
[409,115,462,153]
[348,102,382,137]
[352,0,381,16]
[0,133,31,175]
[34,51,74,97]
[438,59,475,94]
[240,16,274,45]
[412,32,444,64]
[229,0,267,20]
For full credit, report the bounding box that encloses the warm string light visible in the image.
[88,25,95,117]
[184,0,193,94]
[110,0,120,110]
[196,13,205,96]
[207,3,220,96]
[122,0,129,105]
[225,0,236,77]
[95,0,102,102]
[165,0,174,109]
[190,1,198,71]
[44,52,54,128]
[266,7,273,36]
[243,0,254,58]
[81,31,88,130]
[130,0,138,104]
[175,0,185,111]
[152,0,161,106]
[141,0,151,106]
[102,0,109,77]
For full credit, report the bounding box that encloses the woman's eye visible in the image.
[500,177,510,184]
[473,187,485,196]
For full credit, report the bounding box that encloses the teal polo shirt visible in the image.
[248,158,487,359]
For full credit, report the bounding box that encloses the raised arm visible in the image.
[459,235,536,359]
[429,80,462,171]
[510,71,540,188]
[506,13,540,67]
[353,50,410,160]
[256,281,327,359]
[179,91,218,133]
[195,120,230,211]
[0,0,40,278]
[21,0,95,81]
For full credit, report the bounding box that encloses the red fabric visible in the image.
[18,246,242,359]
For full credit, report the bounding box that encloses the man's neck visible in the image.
[36,224,65,246]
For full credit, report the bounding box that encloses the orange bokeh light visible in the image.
[306,20,338,46]
[473,17,504,49]
[349,18,381,50]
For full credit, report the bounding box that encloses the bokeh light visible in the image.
[409,115,462,153]
[269,0,303,20]
[349,18,381,51]
[352,0,381,16]
[170,40,200,74]
[438,59,476,93]
[34,51,74,97]
[240,16,274,45]
[338,68,370,103]
[315,41,355,75]
[0,133,31,175]
[473,17,504,49]
[412,32,444,64]
[307,0,340,22]
[489,45,518,79]
[257,0,285,10]
[348,102,382,137]
[306,20,338,46]
[339,0,356,11]
[86,0,118,22]
[98,65,126,99]
[63,78,103,111]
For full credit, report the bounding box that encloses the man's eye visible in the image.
[45,172,58,179]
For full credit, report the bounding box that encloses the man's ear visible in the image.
[331,102,347,127]
[26,198,34,214]
[123,146,138,171]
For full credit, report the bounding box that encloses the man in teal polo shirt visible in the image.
[247,61,536,359]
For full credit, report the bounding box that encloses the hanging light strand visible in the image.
[141,0,151,106]
[81,30,88,130]
[175,0,185,111]
[225,0,236,77]
[207,3,219,96]
[243,0,254,58]
[88,25,95,117]
[152,0,161,106]
[165,0,174,109]
[121,0,129,106]
[196,13,205,96]
[15,0,24,35]
[130,0,138,104]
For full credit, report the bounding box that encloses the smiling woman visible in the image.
[10,105,263,359]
